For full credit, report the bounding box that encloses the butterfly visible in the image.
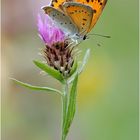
[43,3,94,41]
[43,0,107,42]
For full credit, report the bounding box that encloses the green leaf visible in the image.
[11,78,62,95]
[64,74,78,135]
[33,60,65,84]
[68,49,90,84]
[78,48,90,74]
[69,60,78,77]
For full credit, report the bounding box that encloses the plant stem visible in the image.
[61,81,69,140]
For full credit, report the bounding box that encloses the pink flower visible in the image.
[37,15,65,46]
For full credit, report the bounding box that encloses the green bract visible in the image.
[69,60,78,77]
[33,60,65,84]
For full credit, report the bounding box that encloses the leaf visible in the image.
[33,60,65,84]
[64,74,78,135]
[68,49,90,84]
[11,78,62,95]
[78,48,90,74]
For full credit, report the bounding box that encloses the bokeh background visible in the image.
[2,0,139,140]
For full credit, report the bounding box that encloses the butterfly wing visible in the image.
[62,2,94,36]
[42,6,78,36]
[75,0,107,32]
[50,0,107,33]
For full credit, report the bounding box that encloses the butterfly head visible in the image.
[83,35,87,40]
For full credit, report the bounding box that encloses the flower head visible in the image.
[37,15,76,77]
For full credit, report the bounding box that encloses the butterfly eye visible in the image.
[83,35,87,40]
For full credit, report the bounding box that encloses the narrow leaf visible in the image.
[68,49,90,84]
[11,78,62,95]
[33,60,65,84]
[78,48,90,74]
[64,74,78,135]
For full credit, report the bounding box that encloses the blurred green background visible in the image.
[2,0,138,140]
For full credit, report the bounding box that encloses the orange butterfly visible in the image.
[43,0,107,41]
[50,0,107,32]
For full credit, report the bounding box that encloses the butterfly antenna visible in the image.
[88,33,111,38]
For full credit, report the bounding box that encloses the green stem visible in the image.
[61,81,69,140]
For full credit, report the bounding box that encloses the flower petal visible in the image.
[37,14,65,46]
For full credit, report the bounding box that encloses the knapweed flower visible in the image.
[37,15,76,77]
